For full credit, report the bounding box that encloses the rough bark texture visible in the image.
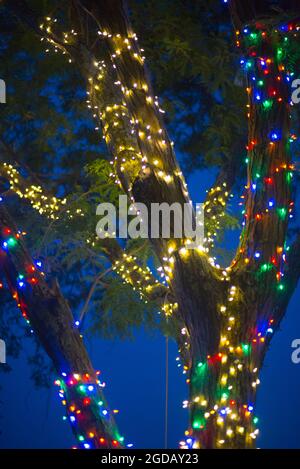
[0,205,121,448]
[65,0,300,448]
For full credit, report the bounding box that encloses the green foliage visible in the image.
[85,159,122,205]
[27,347,54,388]
[125,238,159,268]
[130,0,247,175]
[0,0,256,385]
[89,278,159,340]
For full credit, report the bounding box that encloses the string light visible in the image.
[0,163,83,219]
[181,17,300,448]
[0,217,130,449]
[36,9,300,449]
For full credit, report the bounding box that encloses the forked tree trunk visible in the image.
[66,0,298,449]
[4,0,300,449]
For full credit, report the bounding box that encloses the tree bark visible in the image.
[63,0,299,448]
[3,0,300,449]
[0,204,122,448]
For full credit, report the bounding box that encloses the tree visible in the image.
[1,0,300,449]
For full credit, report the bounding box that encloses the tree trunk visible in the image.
[5,0,300,449]
[185,2,300,449]
[47,0,299,449]
[0,205,122,448]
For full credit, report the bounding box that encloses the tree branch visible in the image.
[204,156,238,249]
[0,158,168,305]
[0,161,68,219]
[0,201,122,448]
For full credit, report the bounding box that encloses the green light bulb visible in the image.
[277,207,287,219]
[192,420,201,429]
[262,99,273,110]
[242,343,250,355]
[7,237,17,247]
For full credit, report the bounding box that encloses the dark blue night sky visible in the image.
[1,169,300,449]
